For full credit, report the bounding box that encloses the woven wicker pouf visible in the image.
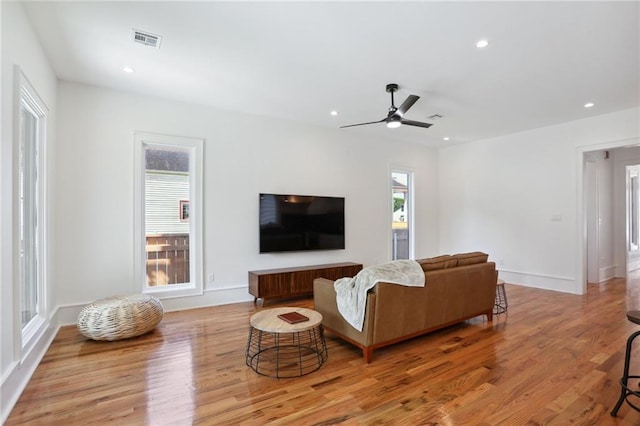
[77,294,164,341]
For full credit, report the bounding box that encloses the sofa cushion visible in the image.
[416,255,458,271]
[454,251,489,266]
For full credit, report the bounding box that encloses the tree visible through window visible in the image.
[392,171,412,260]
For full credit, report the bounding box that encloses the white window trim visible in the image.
[14,66,49,355]
[133,132,203,299]
[390,167,415,260]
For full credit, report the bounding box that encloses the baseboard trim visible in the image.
[2,284,253,422]
[497,269,579,294]
[56,285,253,326]
[599,265,617,283]
[1,311,60,424]
[162,286,253,313]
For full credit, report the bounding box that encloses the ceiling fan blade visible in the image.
[339,118,386,128]
[400,119,433,129]
[396,95,420,116]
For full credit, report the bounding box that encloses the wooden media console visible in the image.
[248,262,363,303]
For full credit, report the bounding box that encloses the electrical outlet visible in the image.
[208,273,215,283]
[499,259,505,267]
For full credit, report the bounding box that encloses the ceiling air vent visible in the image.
[132,29,162,48]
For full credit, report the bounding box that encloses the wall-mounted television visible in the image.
[259,193,345,253]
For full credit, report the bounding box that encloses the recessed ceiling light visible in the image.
[476,39,489,49]
[123,66,135,73]
[584,102,595,108]
[330,110,338,116]
[443,137,450,141]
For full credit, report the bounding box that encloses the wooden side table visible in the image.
[246,307,327,378]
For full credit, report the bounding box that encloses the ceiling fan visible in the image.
[340,83,433,130]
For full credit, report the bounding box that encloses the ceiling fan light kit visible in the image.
[386,117,402,128]
[341,83,433,130]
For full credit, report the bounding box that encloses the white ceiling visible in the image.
[23,1,640,147]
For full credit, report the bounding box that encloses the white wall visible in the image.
[1,2,58,422]
[439,107,640,294]
[54,81,440,313]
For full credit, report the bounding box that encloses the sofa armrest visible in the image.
[313,278,337,313]
[313,278,375,347]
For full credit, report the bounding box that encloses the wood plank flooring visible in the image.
[8,274,640,425]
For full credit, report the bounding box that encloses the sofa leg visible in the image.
[363,347,373,363]
[486,310,493,322]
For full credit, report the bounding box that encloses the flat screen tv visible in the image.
[259,193,345,253]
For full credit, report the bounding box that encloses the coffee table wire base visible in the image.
[246,325,328,378]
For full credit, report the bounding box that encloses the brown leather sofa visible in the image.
[313,252,497,363]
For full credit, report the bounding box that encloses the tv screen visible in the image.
[259,193,345,253]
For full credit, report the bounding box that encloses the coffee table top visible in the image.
[250,307,322,333]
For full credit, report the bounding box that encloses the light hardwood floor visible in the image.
[8,275,640,425]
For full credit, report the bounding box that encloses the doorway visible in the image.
[579,142,640,294]
[583,149,616,286]
[627,165,640,272]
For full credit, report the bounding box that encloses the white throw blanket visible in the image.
[334,259,425,332]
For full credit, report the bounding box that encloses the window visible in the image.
[391,170,413,260]
[134,133,203,298]
[16,67,48,345]
[179,200,190,222]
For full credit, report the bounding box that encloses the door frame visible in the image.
[578,138,640,294]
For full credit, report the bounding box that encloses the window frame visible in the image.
[133,132,203,298]
[390,168,415,261]
[14,66,49,353]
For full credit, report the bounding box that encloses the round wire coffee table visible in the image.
[246,307,328,378]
